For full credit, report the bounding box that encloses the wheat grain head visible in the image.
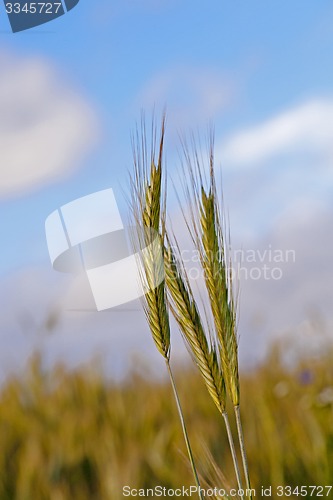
[179,136,240,406]
[164,241,226,413]
[130,116,170,360]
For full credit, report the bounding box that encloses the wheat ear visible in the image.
[177,135,252,498]
[165,241,226,413]
[201,156,252,500]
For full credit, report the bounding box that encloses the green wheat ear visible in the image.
[164,241,226,414]
[175,134,252,499]
[199,185,239,407]
[164,235,244,497]
[130,116,170,360]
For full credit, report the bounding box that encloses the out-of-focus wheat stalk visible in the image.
[130,116,203,500]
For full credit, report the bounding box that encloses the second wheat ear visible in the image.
[176,137,252,499]
[164,241,244,499]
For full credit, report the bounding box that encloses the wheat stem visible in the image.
[222,412,244,500]
[166,360,204,500]
[234,405,252,500]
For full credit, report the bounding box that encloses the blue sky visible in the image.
[1,1,333,374]
[1,0,333,273]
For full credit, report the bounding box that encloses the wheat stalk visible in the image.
[130,116,203,500]
[164,240,244,499]
[176,134,252,499]
[200,164,252,500]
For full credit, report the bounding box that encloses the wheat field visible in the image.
[0,335,332,499]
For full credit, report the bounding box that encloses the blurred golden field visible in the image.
[0,336,332,500]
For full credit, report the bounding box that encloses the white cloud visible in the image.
[210,98,333,240]
[219,99,333,169]
[0,51,99,198]
[236,205,333,365]
[137,65,233,130]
